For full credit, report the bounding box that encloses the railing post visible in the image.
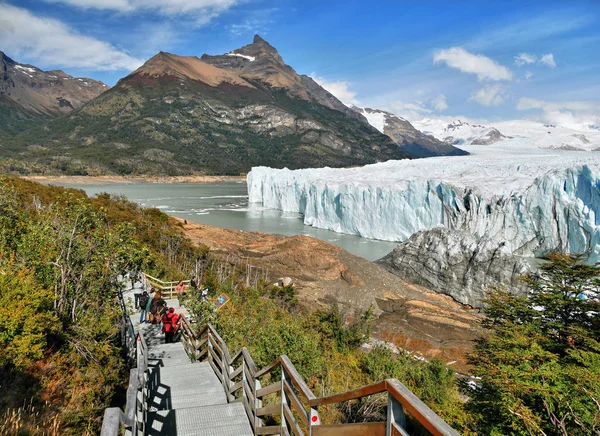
[207,330,214,366]
[281,366,289,435]
[308,406,321,436]
[254,377,262,430]
[386,392,406,436]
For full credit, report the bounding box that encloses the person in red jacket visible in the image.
[162,307,180,343]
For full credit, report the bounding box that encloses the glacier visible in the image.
[248,144,600,263]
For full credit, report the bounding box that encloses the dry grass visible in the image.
[0,401,62,436]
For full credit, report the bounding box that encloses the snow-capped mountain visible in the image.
[350,106,468,157]
[414,117,600,150]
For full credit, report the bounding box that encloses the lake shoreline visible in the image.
[22,174,247,185]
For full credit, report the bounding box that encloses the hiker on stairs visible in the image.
[162,307,181,343]
[138,291,149,323]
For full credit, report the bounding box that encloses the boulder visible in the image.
[377,227,530,308]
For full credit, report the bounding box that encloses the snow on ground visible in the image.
[248,140,600,262]
[15,64,37,74]
[414,118,600,150]
[226,52,256,62]
[353,107,387,133]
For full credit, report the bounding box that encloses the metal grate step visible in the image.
[147,403,253,436]
[148,363,227,411]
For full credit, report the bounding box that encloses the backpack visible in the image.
[162,313,179,333]
[139,295,149,309]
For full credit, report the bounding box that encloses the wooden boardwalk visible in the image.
[121,285,252,436]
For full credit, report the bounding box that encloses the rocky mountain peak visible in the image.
[0,51,109,117]
[1,51,14,65]
[253,34,267,44]
[129,51,253,88]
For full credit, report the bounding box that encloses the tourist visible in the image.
[162,307,180,343]
[190,275,198,292]
[174,280,187,296]
[138,291,149,323]
[149,291,165,324]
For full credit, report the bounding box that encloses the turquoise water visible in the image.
[55,181,399,261]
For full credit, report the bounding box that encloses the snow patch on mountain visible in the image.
[226,52,256,62]
[361,110,386,133]
[248,141,600,263]
[15,64,37,74]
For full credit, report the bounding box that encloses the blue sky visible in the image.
[1,0,599,125]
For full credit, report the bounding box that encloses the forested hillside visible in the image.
[0,177,202,434]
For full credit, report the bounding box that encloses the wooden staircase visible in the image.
[102,274,459,436]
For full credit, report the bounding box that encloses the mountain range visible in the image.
[0,36,466,175]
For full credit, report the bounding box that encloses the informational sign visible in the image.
[214,293,230,311]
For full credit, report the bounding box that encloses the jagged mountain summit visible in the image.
[0,51,108,135]
[201,35,364,122]
[351,106,468,157]
[7,35,407,175]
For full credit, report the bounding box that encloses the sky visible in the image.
[1,0,599,126]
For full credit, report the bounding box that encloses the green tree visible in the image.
[467,253,600,436]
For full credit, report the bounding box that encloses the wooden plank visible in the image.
[244,362,255,393]
[392,422,410,436]
[311,422,385,436]
[255,426,281,435]
[282,403,304,436]
[256,381,280,399]
[209,360,223,383]
[255,356,280,378]
[283,379,308,426]
[209,334,224,359]
[280,356,316,401]
[309,381,387,407]
[242,348,258,376]
[385,379,460,436]
[100,408,122,436]
[242,397,256,432]
[230,364,243,380]
[256,403,281,417]
[229,380,243,394]
[211,349,224,372]
[198,348,208,359]
[208,325,232,363]
[243,379,255,408]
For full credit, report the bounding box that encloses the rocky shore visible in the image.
[177,219,483,373]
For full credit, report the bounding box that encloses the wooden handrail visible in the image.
[184,323,459,436]
[309,380,388,407]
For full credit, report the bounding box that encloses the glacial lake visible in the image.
[54,181,399,261]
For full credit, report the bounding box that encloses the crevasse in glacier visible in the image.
[247,150,600,263]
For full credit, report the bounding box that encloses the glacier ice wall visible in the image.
[248,163,600,263]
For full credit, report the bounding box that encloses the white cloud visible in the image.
[517,98,597,112]
[310,74,359,106]
[382,100,432,121]
[44,0,238,23]
[0,4,144,71]
[431,94,448,111]
[433,47,513,81]
[540,53,556,68]
[514,53,537,66]
[469,84,508,107]
[525,71,534,80]
[517,97,600,126]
